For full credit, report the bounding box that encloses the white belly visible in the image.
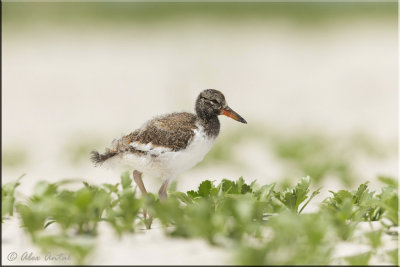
[159,129,216,177]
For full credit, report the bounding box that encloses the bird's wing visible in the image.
[121,112,198,156]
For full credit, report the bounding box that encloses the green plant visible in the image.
[2,174,398,265]
[2,174,24,221]
[274,176,320,214]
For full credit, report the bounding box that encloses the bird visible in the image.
[90,89,247,203]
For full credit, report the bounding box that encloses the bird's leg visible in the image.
[158,179,170,202]
[133,170,147,195]
[132,170,152,228]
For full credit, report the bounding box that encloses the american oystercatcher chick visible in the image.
[90,89,246,202]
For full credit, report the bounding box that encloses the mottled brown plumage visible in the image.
[91,113,198,166]
[131,112,198,151]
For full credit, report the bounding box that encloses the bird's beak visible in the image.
[220,106,247,124]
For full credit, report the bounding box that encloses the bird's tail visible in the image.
[90,150,117,166]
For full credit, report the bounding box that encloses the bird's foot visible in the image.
[144,215,153,230]
[141,208,153,229]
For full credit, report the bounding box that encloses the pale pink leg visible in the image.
[133,170,152,228]
[158,179,169,202]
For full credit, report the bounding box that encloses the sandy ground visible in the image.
[2,16,398,265]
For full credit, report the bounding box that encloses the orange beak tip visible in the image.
[221,108,247,124]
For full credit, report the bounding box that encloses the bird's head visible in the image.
[195,89,247,124]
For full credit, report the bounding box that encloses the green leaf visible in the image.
[345,252,371,265]
[16,203,47,235]
[377,187,398,226]
[294,176,311,208]
[169,191,193,204]
[120,171,132,189]
[34,181,58,197]
[353,182,369,204]
[35,234,94,264]
[257,183,275,201]
[299,187,321,214]
[169,180,178,192]
[275,191,297,211]
[102,183,119,194]
[378,175,398,188]
[221,179,235,193]
[2,174,24,220]
[329,190,353,204]
[365,230,383,249]
[274,176,314,213]
[44,220,56,229]
[198,180,212,197]
[187,190,199,199]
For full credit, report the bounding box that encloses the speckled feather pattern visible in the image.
[91,111,220,164]
[130,112,198,151]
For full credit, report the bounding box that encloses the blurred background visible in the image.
[2,2,397,197]
[2,2,398,265]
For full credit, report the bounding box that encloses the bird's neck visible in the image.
[197,115,220,138]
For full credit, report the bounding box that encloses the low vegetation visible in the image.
[2,173,398,265]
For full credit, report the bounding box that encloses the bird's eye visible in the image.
[211,99,219,104]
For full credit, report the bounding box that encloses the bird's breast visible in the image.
[158,125,216,176]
